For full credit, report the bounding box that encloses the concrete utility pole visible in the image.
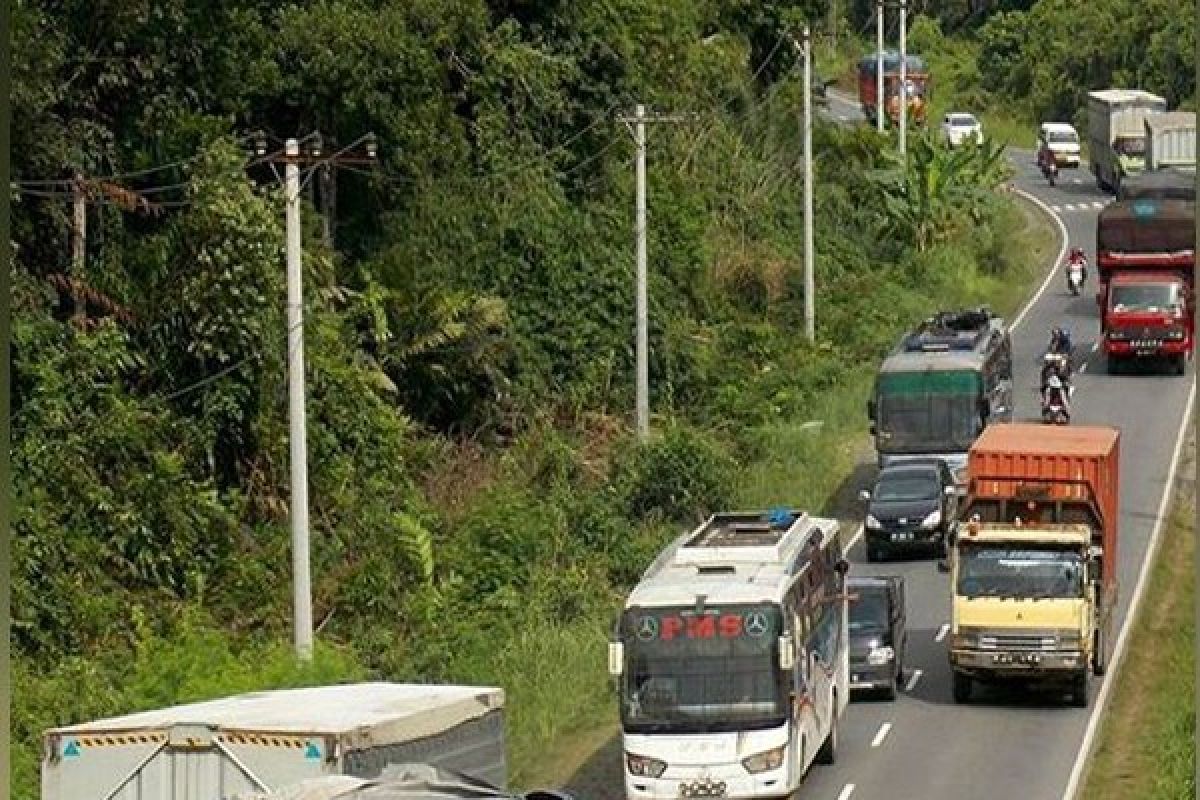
[898,0,908,156]
[802,27,815,342]
[254,131,376,661]
[71,172,86,274]
[284,138,314,662]
[618,106,693,441]
[635,104,648,441]
[876,1,885,133]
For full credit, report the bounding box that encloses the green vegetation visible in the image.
[12,2,1056,797]
[1082,486,1196,800]
[827,1,1194,146]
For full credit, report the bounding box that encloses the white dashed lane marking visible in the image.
[1047,200,1111,213]
[871,723,893,748]
[905,669,923,691]
[935,623,950,642]
[837,785,856,800]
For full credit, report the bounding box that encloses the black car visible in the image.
[848,575,907,700]
[859,459,959,562]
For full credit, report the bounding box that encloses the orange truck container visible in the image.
[962,423,1120,587]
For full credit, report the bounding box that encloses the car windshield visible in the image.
[875,472,939,502]
[1115,136,1146,156]
[1046,131,1078,144]
[849,589,889,632]
[618,606,787,734]
[949,115,977,126]
[957,547,1085,599]
[1110,283,1182,313]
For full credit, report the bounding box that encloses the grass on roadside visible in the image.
[1081,488,1196,800]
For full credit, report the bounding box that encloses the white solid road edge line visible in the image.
[1007,186,1070,333]
[871,722,893,748]
[905,669,923,692]
[845,524,864,553]
[1059,381,1197,800]
[836,784,857,800]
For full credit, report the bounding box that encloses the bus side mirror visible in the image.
[778,635,795,671]
[608,642,624,677]
[834,559,850,575]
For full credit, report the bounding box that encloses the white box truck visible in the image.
[1087,88,1167,193]
[41,683,507,800]
[1145,111,1196,173]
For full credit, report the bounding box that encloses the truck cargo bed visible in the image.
[42,683,507,800]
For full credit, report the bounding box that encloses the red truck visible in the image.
[1095,175,1195,375]
[857,51,930,128]
[949,424,1120,706]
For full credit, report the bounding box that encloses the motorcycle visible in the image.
[1042,351,1071,383]
[1041,158,1059,187]
[1066,258,1086,296]
[1041,387,1070,425]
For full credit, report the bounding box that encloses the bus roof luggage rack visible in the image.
[903,306,994,352]
[672,509,820,569]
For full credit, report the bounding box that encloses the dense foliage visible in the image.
[12,1,1041,796]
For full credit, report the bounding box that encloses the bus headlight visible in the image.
[867,645,895,665]
[625,753,667,778]
[920,510,942,529]
[742,745,786,774]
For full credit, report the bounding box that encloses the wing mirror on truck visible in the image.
[866,399,876,421]
[778,635,795,670]
[834,558,850,575]
[607,642,624,677]
[859,489,871,503]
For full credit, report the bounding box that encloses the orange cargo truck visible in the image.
[946,423,1119,706]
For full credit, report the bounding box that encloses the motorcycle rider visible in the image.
[1066,246,1088,286]
[1037,144,1059,180]
[1042,327,1073,394]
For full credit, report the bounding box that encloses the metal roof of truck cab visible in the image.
[46,683,505,738]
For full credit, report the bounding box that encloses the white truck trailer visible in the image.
[1145,111,1196,173]
[1087,88,1167,193]
[41,683,507,800]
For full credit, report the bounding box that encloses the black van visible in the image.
[848,575,907,700]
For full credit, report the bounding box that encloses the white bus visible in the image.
[608,509,850,799]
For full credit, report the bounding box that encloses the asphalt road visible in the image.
[796,90,1198,800]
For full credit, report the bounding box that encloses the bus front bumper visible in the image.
[624,767,791,800]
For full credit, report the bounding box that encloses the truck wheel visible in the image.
[1093,628,1107,676]
[815,710,838,764]
[1172,354,1187,375]
[1071,672,1090,708]
[881,672,898,702]
[866,542,883,563]
[952,672,972,704]
[1106,357,1120,375]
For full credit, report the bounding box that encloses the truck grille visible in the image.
[1130,339,1162,349]
[979,633,1058,652]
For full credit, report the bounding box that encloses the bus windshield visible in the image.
[957,546,1085,599]
[875,369,984,453]
[618,605,786,734]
